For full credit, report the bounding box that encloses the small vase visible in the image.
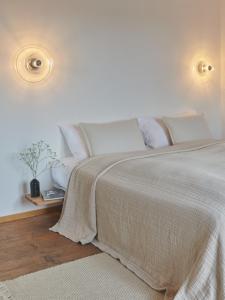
[30,178,40,198]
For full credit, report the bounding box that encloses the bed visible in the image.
[52,139,225,300]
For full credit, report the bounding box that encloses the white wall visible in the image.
[0,0,223,216]
[221,0,225,135]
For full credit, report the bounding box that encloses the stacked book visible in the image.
[42,189,65,201]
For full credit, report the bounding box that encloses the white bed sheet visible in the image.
[51,157,80,190]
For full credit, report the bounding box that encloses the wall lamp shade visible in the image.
[15,46,53,83]
[198,61,214,75]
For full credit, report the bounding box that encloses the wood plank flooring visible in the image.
[0,212,100,281]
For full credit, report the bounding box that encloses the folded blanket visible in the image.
[52,140,225,299]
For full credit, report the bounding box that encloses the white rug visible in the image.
[0,253,165,300]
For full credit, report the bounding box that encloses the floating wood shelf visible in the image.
[25,194,63,207]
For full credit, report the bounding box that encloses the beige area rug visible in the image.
[0,253,165,300]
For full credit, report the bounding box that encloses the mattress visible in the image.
[51,157,79,190]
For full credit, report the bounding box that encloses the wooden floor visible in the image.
[0,212,100,281]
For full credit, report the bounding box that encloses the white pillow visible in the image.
[51,157,81,190]
[79,119,146,156]
[162,114,212,144]
[59,124,88,160]
[138,117,170,149]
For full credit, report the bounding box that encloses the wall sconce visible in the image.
[15,46,53,83]
[198,61,214,75]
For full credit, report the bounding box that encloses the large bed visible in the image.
[52,139,225,300]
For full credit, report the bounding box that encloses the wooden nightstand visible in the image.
[25,194,63,207]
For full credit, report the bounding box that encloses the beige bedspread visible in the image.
[51,140,225,300]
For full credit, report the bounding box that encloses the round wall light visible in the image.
[197,61,214,75]
[15,46,53,83]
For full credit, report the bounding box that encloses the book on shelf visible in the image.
[42,189,65,201]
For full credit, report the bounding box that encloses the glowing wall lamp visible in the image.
[197,61,214,75]
[15,46,53,83]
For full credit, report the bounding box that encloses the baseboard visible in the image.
[0,206,62,224]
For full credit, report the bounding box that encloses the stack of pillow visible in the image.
[59,112,212,163]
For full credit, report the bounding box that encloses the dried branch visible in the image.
[19,141,61,179]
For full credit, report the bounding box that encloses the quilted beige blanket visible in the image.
[52,140,225,300]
